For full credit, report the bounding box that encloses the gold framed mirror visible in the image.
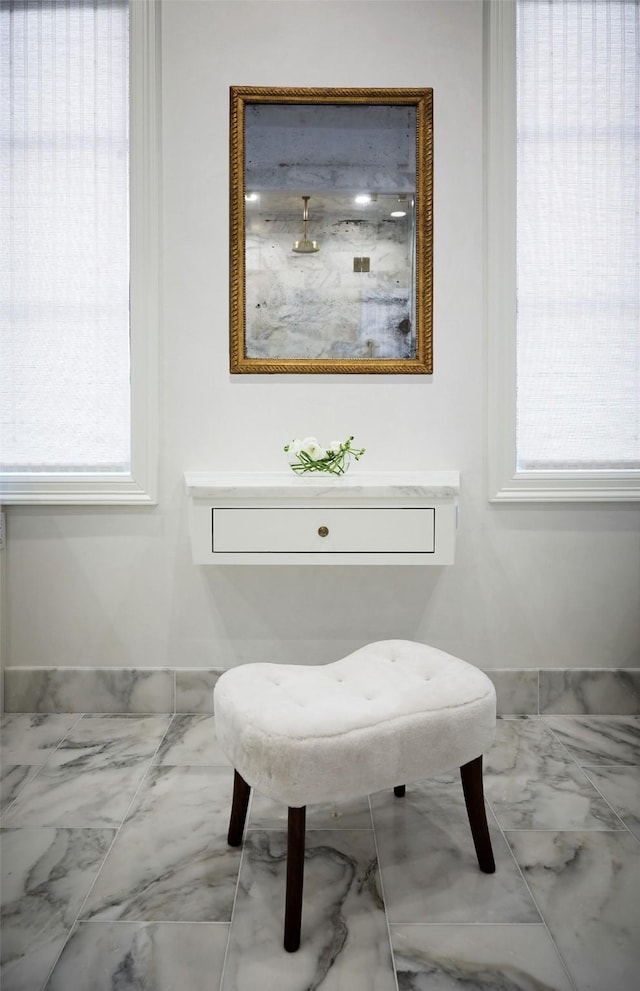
[230,86,433,374]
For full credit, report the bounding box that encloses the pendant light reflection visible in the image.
[390,193,407,218]
[292,195,320,253]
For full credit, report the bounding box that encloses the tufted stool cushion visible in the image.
[214,639,497,808]
[214,639,497,952]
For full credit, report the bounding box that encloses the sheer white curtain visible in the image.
[516,0,640,471]
[1,0,130,473]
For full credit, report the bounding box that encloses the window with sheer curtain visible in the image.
[487,0,640,501]
[0,0,159,504]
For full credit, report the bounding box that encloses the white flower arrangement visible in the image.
[284,435,366,475]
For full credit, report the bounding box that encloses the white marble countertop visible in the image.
[184,470,460,500]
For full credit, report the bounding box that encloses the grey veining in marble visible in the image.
[46,714,171,768]
[155,714,229,765]
[44,921,230,991]
[543,714,640,765]
[5,667,640,714]
[484,717,623,830]
[81,765,240,922]
[2,759,155,828]
[0,826,115,991]
[2,715,172,828]
[582,765,640,840]
[221,828,396,991]
[3,668,174,714]
[539,669,640,714]
[184,470,460,501]
[390,924,574,991]
[1,760,152,828]
[0,766,39,814]
[175,670,224,713]
[506,830,640,991]
[370,775,540,924]
[486,670,539,716]
[0,713,80,764]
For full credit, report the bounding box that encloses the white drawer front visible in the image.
[212,508,435,555]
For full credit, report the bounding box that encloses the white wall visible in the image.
[3,0,639,674]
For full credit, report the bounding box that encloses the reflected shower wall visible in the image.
[244,103,417,361]
[245,192,415,360]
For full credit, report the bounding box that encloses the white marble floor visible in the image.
[1,712,638,991]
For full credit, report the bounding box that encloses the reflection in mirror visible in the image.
[230,88,433,374]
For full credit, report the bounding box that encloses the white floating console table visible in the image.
[185,471,460,566]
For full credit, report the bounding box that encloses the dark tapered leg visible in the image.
[394,785,406,797]
[460,755,495,873]
[227,770,251,847]
[284,806,306,952]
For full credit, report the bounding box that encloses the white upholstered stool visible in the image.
[214,639,497,951]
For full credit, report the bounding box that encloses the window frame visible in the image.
[0,0,160,506]
[485,0,640,503]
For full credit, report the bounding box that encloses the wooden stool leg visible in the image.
[284,806,306,952]
[227,770,251,847]
[460,756,495,873]
[394,785,406,797]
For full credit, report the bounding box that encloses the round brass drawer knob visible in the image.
[318,525,329,538]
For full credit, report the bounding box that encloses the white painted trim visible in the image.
[491,476,640,503]
[0,0,161,506]
[128,0,161,507]
[485,0,518,503]
[484,0,640,503]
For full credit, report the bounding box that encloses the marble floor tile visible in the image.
[0,713,81,766]
[155,714,230,765]
[2,712,637,990]
[0,765,39,814]
[1,758,153,828]
[0,826,115,991]
[248,791,373,830]
[221,828,395,991]
[582,765,640,840]
[390,923,574,991]
[484,718,622,830]
[81,765,241,923]
[370,776,540,924]
[506,829,640,991]
[2,716,173,829]
[44,714,171,769]
[44,921,230,991]
[543,715,640,765]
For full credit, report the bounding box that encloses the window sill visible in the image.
[0,473,157,506]
[490,472,640,503]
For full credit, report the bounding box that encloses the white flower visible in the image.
[302,437,327,460]
[328,440,342,454]
[288,439,303,455]
[300,436,327,460]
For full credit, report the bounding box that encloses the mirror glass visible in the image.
[230,88,433,374]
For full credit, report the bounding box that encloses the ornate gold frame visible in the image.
[229,86,433,374]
